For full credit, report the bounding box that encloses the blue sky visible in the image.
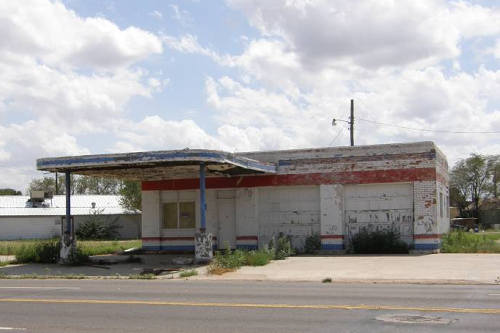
[0,0,499,191]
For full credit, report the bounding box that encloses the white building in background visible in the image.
[0,195,141,240]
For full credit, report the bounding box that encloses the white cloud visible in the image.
[112,116,228,152]
[0,0,163,190]
[0,0,162,70]
[150,10,163,19]
[227,0,500,70]
[169,4,193,26]
[162,34,227,64]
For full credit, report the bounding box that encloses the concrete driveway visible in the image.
[200,254,500,284]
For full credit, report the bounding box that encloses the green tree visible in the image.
[450,154,498,218]
[28,175,121,195]
[73,176,121,195]
[0,188,22,195]
[119,180,141,212]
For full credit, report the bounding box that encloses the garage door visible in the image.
[344,183,413,245]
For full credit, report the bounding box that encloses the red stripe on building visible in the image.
[142,236,217,241]
[320,235,344,239]
[414,234,442,239]
[142,168,436,191]
[236,236,258,241]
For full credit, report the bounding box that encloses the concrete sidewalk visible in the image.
[197,254,500,284]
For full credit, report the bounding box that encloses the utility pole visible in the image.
[331,99,355,147]
[55,172,58,195]
[350,99,354,146]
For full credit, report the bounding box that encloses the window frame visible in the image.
[162,201,196,229]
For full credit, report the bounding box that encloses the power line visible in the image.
[357,118,500,134]
[329,126,346,146]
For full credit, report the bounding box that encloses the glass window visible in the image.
[179,202,195,229]
[163,202,178,229]
[163,201,196,229]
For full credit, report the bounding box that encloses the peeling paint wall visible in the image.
[257,186,320,250]
[320,184,344,250]
[140,141,449,253]
[344,183,414,245]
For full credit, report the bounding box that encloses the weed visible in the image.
[246,249,273,266]
[322,277,332,283]
[179,270,198,278]
[273,234,294,260]
[15,239,61,263]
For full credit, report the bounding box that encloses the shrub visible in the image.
[350,229,408,254]
[304,234,321,254]
[76,208,121,240]
[246,249,273,266]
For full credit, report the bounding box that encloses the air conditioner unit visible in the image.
[30,191,45,200]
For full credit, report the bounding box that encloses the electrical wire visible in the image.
[329,125,346,146]
[356,118,500,134]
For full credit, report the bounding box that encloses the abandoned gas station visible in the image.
[37,141,449,262]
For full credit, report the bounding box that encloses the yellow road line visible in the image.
[0,298,499,315]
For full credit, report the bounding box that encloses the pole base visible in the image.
[195,231,213,264]
[59,236,77,264]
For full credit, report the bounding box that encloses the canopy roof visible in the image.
[37,149,276,181]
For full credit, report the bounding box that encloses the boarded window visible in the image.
[179,202,195,228]
[163,203,178,229]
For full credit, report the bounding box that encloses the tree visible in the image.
[119,180,141,212]
[450,154,498,218]
[27,176,60,195]
[0,188,22,195]
[73,176,121,195]
[28,175,121,195]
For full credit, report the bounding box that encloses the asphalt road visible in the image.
[0,279,499,332]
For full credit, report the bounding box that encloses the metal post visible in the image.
[199,163,206,231]
[65,172,71,238]
[60,171,75,263]
[195,162,212,263]
[350,99,354,146]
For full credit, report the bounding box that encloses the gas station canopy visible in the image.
[36,149,277,180]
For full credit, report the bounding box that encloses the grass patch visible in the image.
[441,231,500,253]
[0,239,141,263]
[179,269,198,278]
[14,239,61,263]
[77,240,141,256]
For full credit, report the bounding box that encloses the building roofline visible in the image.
[37,149,277,174]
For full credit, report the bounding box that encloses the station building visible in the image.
[37,141,449,253]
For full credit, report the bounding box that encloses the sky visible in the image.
[0,0,499,192]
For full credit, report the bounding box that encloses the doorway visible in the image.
[217,190,236,249]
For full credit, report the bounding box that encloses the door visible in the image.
[217,190,236,249]
[344,183,413,245]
